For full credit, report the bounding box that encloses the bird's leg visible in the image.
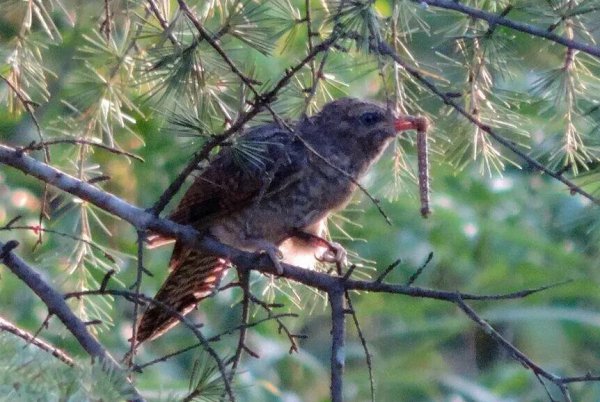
[317,241,347,265]
[241,238,285,275]
[289,229,347,266]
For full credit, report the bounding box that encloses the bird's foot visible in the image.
[238,238,285,275]
[316,241,347,266]
[263,245,284,275]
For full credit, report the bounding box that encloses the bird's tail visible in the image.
[135,248,229,343]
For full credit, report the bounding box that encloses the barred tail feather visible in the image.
[135,250,229,343]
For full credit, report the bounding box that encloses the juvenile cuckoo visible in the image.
[136,98,420,342]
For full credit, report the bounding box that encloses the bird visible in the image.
[135,98,421,343]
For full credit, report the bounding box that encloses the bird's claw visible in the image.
[316,241,347,266]
[264,245,284,275]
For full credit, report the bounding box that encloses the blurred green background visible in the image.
[1,0,600,401]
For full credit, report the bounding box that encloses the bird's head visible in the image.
[301,98,422,173]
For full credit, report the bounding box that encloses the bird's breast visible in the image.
[209,164,357,251]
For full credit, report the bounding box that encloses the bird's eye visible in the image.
[359,111,384,126]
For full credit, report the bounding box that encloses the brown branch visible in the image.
[418,0,600,58]
[2,143,596,400]
[0,240,145,402]
[20,139,145,162]
[149,35,338,215]
[329,288,345,402]
[0,315,74,367]
[0,142,574,302]
[65,288,235,401]
[375,41,600,207]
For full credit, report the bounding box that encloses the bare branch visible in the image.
[0,240,145,402]
[65,288,235,401]
[0,315,74,367]
[418,0,600,58]
[0,143,572,303]
[454,295,573,400]
[329,288,345,402]
[134,312,297,371]
[376,41,600,207]
[20,139,145,162]
[1,142,595,400]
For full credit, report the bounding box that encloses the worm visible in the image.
[415,117,430,218]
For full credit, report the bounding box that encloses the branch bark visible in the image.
[418,0,600,58]
[0,240,145,402]
[0,315,74,366]
[329,289,346,402]
[1,142,595,401]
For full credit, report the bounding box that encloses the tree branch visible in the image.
[0,142,573,301]
[0,315,74,367]
[329,288,346,402]
[2,142,596,400]
[376,41,600,207]
[418,0,600,59]
[0,240,145,402]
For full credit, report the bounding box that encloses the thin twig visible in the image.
[227,269,251,380]
[1,225,122,266]
[0,240,145,402]
[134,312,296,371]
[454,294,573,401]
[0,315,74,366]
[344,293,375,402]
[20,139,144,162]
[376,41,600,207]
[127,231,147,366]
[375,259,401,283]
[65,288,235,401]
[418,0,600,58]
[100,0,112,40]
[406,252,433,286]
[329,288,345,402]
[0,72,51,247]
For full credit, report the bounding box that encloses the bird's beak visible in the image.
[394,116,428,132]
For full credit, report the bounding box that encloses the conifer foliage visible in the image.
[2,1,600,401]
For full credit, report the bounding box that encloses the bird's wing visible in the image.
[136,125,306,343]
[160,124,307,266]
